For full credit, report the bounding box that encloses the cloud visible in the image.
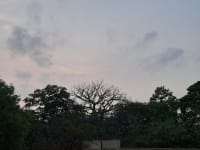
[7,26,52,67]
[158,48,184,65]
[143,48,184,70]
[136,31,158,48]
[15,71,31,81]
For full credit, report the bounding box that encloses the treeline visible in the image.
[0,79,200,150]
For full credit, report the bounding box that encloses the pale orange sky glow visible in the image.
[1,0,200,101]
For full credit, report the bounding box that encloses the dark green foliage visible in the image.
[29,116,96,150]
[150,86,176,102]
[112,102,150,146]
[24,84,84,122]
[0,79,32,150]
[178,81,200,147]
[179,81,200,124]
[150,86,178,114]
[1,78,200,149]
[24,84,95,150]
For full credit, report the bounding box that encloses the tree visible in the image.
[144,118,190,147]
[149,86,178,121]
[72,81,127,120]
[24,84,83,122]
[178,81,200,148]
[0,79,32,150]
[112,102,150,147]
[179,81,200,125]
[24,84,94,150]
[51,120,96,150]
[29,116,96,150]
[150,86,176,103]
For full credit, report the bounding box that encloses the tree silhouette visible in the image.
[73,81,127,120]
[0,79,32,150]
[24,84,82,122]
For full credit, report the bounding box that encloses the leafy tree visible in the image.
[24,84,84,122]
[178,81,200,147]
[29,116,96,150]
[24,84,95,150]
[149,86,178,121]
[73,81,127,120]
[0,79,32,150]
[53,122,96,150]
[179,81,200,124]
[144,118,189,147]
[112,102,150,147]
[150,86,176,103]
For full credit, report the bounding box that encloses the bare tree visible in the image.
[72,81,127,120]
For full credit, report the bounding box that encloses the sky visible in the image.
[0,0,200,102]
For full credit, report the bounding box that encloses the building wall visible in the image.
[83,140,199,150]
[83,140,120,150]
[83,140,101,150]
[102,140,120,150]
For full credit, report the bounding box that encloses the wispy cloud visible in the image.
[136,31,158,48]
[143,48,184,70]
[158,48,184,65]
[7,26,52,67]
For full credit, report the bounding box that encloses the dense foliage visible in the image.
[0,79,200,149]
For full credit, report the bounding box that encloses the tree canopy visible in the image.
[24,84,84,122]
[0,79,32,150]
[72,81,127,120]
[0,78,200,149]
